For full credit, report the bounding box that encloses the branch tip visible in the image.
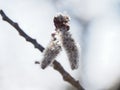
[0,10,3,14]
[35,61,40,64]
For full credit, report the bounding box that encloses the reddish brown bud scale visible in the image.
[54,14,70,31]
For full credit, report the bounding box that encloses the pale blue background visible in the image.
[0,0,120,90]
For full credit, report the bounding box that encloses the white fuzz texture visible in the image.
[59,30,79,70]
[41,32,62,69]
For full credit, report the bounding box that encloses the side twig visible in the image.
[0,10,84,90]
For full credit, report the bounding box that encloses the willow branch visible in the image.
[0,10,44,52]
[53,61,83,90]
[0,10,84,90]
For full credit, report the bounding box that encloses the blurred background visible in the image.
[0,0,120,90]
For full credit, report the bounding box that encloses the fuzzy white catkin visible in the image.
[41,32,62,69]
[59,30,80,70]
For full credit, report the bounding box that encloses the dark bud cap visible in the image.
[54,14,70,31]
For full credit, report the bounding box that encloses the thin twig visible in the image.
[0,10,84,90]
[0,10,44,52]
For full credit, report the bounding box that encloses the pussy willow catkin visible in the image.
[59,29,79,70]
[41,32,62,69]
[41,13,79,70]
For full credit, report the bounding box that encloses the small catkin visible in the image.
[59,30,79,70]
[41,32,62,69]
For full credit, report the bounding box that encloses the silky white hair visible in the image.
[58,29,80,70]
[41,32,62,69]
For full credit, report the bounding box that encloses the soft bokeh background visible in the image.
[0,0,120,90]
